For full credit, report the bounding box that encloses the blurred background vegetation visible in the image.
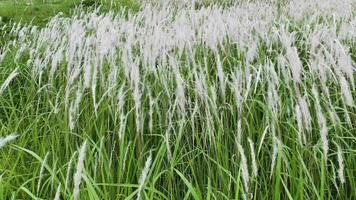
[0,0,139,26]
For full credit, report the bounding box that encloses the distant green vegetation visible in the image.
[0,0,139,26]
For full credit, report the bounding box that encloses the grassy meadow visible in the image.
[0,0,138,25]
[0,0,355,199]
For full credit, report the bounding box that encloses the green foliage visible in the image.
[0,0,138,26]
[0,1,355,200]
[80,0,101,7]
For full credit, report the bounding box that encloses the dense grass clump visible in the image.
[0,0,355,199]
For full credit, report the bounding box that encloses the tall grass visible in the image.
[0,0,355,199]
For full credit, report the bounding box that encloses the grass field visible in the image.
[0,0,138,25]
[0,0,355,199]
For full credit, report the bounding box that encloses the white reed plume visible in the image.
[65,155,74,193]
[245,40,258,63]
[298,96,312,133]
[91,57,98,117]
[335,41,354,89]
[118,112,126,141]
[244,72,252,101]
[236,119,242,144]
[270,137,280,179]
[279,28,301,83]
[15,44,27,61]
[0,134,18,148]
[170,57,186,113]
[232,68,243,109]
[248,138,258,177]
[54,184,61,200]
[288,46,302,83]
[131,59,142,134]
[117,85,126,140]
[295,104,304,145]
[0,68,19,95]
[215,51,225,98]
[83,63,92,89]
[69,85,84,131]
[83,43,93,89]
[331,162,338,190]
[236,142,249,194]
[312,85,329,160]
[68,95,75,126]
[267,78,279,121]
[148,92,154,133]
[37,152,50,194]
[194,68,205,100]
[73,140,87,200]
[108,61,119,95]
[209,84,218,109]
[66,20,85,75]
[278,55,291,84]
[339,75,353,106]
[137,150,153,200]
[68,63,83,87]
[334,141,345,184]
[258,126,269,154]
[327,103,341,128]
[205,106,216,144]
[49,47,64,84]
